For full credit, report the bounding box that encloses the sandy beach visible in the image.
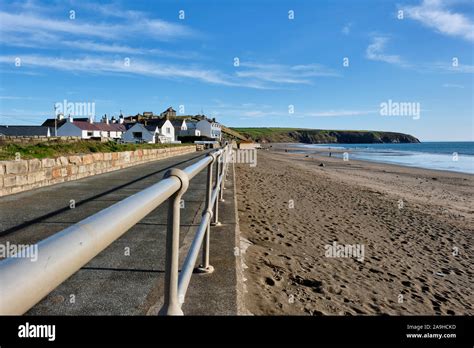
[235,145,473,315]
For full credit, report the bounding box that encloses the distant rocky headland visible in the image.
[231,128,420,144]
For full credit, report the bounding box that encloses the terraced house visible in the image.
[57,115,126,140]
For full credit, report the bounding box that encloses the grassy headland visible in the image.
[231,128,420,144]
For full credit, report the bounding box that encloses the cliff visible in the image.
[231,128,420,144]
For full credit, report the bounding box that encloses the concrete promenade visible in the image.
[0,150,240,315]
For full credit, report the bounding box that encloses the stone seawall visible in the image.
[0,145,196,197]
[0,136,82,144]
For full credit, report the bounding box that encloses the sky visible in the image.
[0,0,473,141]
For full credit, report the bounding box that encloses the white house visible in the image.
[155,118,176,143]
[179,119,201,137]
[57,116,125,139]
[121,119,177,143]
[122,123,159,143]
[171,119,187,135]
[196,119,221,140]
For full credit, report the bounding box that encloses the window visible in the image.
[166,127,171,134]
[87,131,93,137]
[132,132,143,139]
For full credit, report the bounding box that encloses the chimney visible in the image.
[119,115,124,124]
[67,114,73,123]
[212,117,216,123]
[57,113,64,120]
[89,116,94,124]
[111,116,116,124]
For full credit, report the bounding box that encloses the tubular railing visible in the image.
[0,143,232,315]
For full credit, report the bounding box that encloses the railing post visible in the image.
[195,152,217,274]
[219,147,227,202]
[159,168,189,316]
[211,152,222,226]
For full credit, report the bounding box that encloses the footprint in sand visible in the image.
[265,277,275,286]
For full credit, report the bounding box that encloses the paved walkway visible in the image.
[0,151,239,315]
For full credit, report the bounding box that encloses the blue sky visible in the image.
[0,0,472,141]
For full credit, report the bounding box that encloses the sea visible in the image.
[297,142,474,174]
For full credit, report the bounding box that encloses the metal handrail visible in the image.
[0,144,231,315]
[177,156,226,303]
[159,145,231,315]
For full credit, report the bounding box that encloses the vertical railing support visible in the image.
[195,152,217,274]
[159,168,189,316]
[219,147,227,202]
[211,152,222,226]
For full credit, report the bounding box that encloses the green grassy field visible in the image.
[232,127,378,135]
[231,127,299,137]
[230,127,419,144]
[0,140,188,160]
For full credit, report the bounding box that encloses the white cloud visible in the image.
[0,10,195,42]
[240,110,272,118]
[0,4,202,59]
[70,2,144,20]
[0,96,39,100]
[304,110,374,117]
[204,101,374,119]
[366,37,406,65]
[236,62,340,85]
[0,55,232,85]
[365,37,473,73]
[442,83,464,88]
[0,55,304,89]
[342,23,352,35]
[1,32,200,60]
[402,0,474,42]
[0,11,117,40]
[3,54,342,89]
[427,61,474,73]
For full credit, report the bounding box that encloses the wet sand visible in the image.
[235,146,473,315]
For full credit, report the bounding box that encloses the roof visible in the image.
[170,119,185,127]
[42,117,91,127]
[144,125,158,132]
[146,119,169,128]
[109,123,127,131]
[124,123,154,133]
[0,125,51,136]
[156,119,168,128]
[67,121,126,132]
[41,119,67,128]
